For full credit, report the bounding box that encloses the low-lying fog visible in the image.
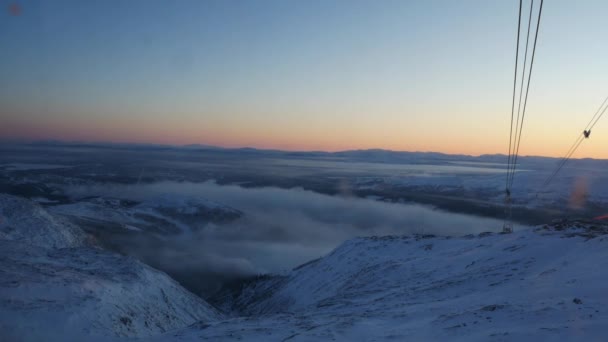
[64,181,510,296]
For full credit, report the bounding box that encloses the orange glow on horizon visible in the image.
[2,113,607,160]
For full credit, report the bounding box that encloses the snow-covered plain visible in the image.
[0,163,72,171]
[352,158,608,208]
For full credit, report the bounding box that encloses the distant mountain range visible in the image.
[5,138,604,163]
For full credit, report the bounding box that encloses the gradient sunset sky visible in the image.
[1,0,607,158]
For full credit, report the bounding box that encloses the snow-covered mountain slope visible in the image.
[0,195,223,341]
[0,194,87,248]
[0,241,222,341]
[4,191,608,341]
[49,194,242,234]
[162,224,608,341]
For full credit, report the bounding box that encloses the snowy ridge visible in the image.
[0,194,87,248]
[0,241,222,341]
[0,195,223,341]
[173,224,608,341]
[50,194,242,234]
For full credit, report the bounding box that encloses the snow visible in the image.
[159,224,608,341]
[136,193,230,212]
[0,194,87,248]
[50,199,146,230]
[49,194,242,234]
[0,241,222,340]
[0,195,223,341]
[1,163,72,171]
[3,193,608,341]
[124,224,143,232]
[31,197,60,204]
[355,160,608,208]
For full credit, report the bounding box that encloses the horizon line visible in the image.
[2,137,605,162]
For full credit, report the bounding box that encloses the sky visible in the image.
[1,0,607,158]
